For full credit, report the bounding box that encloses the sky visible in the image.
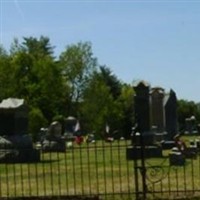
[1,0,200,102]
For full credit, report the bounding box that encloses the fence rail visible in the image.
[1,139,200,199]
[0,140,135,199]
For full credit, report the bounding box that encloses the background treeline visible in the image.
[0,36,199,140]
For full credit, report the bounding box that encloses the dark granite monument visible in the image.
[150,87,165,133]
[127,81,162,160]
[164,89,178,140]
[158,89,178,149]
[126,81,180,159]
[134,81,150,132]
[0,98,40,163]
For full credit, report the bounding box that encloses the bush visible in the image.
[28,107,48,141]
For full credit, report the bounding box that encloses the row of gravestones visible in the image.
[0,98,83,163]
[126,81,199,166]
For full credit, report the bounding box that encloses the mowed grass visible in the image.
[0,139,200,199]
[0,140,134,198]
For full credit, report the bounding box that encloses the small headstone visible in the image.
[169,148,185,166]
[42,121,66,152]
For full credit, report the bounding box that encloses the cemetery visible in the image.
[1,83,200,199]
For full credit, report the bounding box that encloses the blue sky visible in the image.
[1,0,200,102]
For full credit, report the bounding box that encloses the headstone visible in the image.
[42,121,66,152]
[164,89,178,140]
[185,116,197,134]
[63,116,77,140]
[169,147,185,166]
[133,81,150,132]
[127,130,162,160]
[150,87,165,132]
[127,81,163,160]
[0,98,28,135]
[0,98,40,163]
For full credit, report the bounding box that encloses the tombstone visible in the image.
[127,81,162,160]
[42,121,66,152]
[150,87,165,133]
[0,98,40,163]
[0,98,28,135]
[133,81,150,132]
[160,90,178,149]
[185,116,197,134]
[190,116,197,134]
[164,89,178,140]
[63,116,77,140]
[169,147,185,166]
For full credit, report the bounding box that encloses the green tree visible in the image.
[0,46,15,100]
[117,83,135,138]
[59,42,97,115]
[177,99,200,131]
[28,107,48,141]
[8,36,69,122]
[81,77,114,135]
[99,66,122,99]
[80,70,124,138]
[22,36,54,58]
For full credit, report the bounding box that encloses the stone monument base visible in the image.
[126,145,163,160]
[0,148,40,163]
[161,140,176,149]
[0,135,40,163]
[169,152,185,166]
[42,139,66,152]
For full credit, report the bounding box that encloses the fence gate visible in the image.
[130,133,200,200]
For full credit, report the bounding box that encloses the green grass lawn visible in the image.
[0,139,200,199]
[0,140,134,198]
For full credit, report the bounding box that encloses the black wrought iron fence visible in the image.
[0,140,135,200]
[1,139,200,200]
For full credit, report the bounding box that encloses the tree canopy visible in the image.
[0,36,199,140]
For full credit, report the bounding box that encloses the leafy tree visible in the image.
[28,107,48,141]
[9,38,23,55]
[117,83,135,138]
[177,99,200,131]
[81,76,114,135]
[22,36,54,58]
[28,57,69,120]
[99,66,122,99]
[0,46,15,100]
[59,42,97,115]
[8,36,69,122]
[80,70,124,138]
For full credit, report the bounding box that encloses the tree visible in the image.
[80,69,124,138]
[81,76,115,135]
[99,66,122,99]
[59,42,98,115]
[28,57,69,121]
[22,36,54,58]
[28,107,48,141]
[0,46,15,100]
[177,99,200,132]
[8,36,69,122]
[117,83,135,138]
